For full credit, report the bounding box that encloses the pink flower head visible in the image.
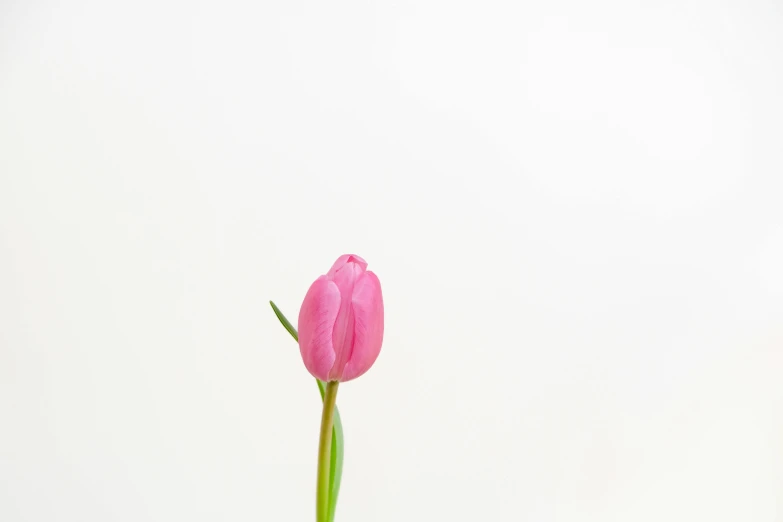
[298,254,384,382]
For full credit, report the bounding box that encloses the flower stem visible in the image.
[316,381,339,522]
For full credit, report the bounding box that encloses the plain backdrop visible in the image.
[1,1,782,521]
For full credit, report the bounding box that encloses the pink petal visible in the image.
[327,254,367,279]
[326,255,369,379]
[327,264,361,380]
[297,276,341,381]
[340,270,384,382]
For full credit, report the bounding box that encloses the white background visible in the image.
[2,1,782,520]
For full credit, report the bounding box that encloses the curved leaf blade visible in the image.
[270,300,299,342]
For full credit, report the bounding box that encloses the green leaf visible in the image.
[270,301,344,522]
[270,300,299,342]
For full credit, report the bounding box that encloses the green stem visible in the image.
[316,381,339,522]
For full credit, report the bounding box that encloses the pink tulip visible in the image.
[298,254,384,382]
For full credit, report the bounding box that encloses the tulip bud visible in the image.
[298,254,384,382]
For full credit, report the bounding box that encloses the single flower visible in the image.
[298,254,384,382]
